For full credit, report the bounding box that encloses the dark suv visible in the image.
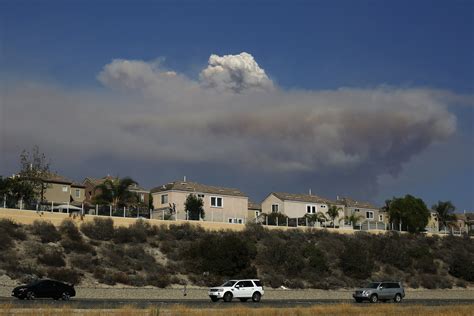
[353,281,405,303]
[12,279,76,300]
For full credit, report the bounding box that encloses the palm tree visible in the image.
[327,205,342,228]
[432,201,456,231]
[304,212,327,227]
[344,212,364,228]
[93,177,138,211]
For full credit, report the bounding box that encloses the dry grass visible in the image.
[0,304,473,316]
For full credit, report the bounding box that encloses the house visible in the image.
[150,180,248,223]
[453,212,474,234]
[83,176,150,206]
[41,173,85,206]
[337,197,386,227]
[261,192,344,224]
[247,201,262,221]
[426,211,440,232]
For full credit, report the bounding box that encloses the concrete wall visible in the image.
[152,191,248,223]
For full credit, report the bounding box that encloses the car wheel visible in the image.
[369,294,378,303]
[61,292,71,301]
[210,297,219,302]
[394,294,402,303]
[239,298,248,302]
[355,298,363,303]
[223,292,233,302]
[252,292,261,302]
[26,291,35,300]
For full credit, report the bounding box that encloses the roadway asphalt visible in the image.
[1,298,473,309]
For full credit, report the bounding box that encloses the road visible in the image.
[1,298,473,309]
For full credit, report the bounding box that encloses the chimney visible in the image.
[309,188,312,196]
[183,176,187,182]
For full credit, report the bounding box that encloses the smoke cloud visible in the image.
[1,52,461,197]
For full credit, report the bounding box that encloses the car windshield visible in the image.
[366,282,380,289]
[221,280,237,287]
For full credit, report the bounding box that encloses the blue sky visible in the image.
[1,0,473,210]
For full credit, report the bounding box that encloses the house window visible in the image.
[271,204,279,213]
[354,208,360,212]
[306,205,316,214]
[255,211,261,217]
[366,211,374,219]
[379,214,383,222]
[211,196,223,208]
[197,194,205,199]
[320,205,326,209]
[75,189,80,198]
[62,186,68,192]
[228,218,243,224]
[161,194,168,204]
[140,194,145,202]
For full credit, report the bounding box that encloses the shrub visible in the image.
[448,251,474,282]
[47,267,83,285]
[80,217,114,241]
[0,229,13,251]
[146,273,171,288]
[69,253,98,272]
[38,249,66,267]
[60,238,95,254]
[0,219,26,240]
[340,238,374,279]
[113,226,134,243]
[31,220,61,243]
[59,219,82,240]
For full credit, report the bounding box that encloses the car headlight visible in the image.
[362,291,370,296]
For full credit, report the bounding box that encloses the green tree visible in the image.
[17,146,51,202]
[327,205,342,228]
[432,201,456,231]
[0,176,35,208]
[304,212,327,226]
[93,177,138,211]
[388,194,430,233]
[264,212,288,225]
[184,194,205,220]
[340,238,374,279]
[344,212,364,228]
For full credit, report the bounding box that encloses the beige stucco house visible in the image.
[261,192,344,224]
[42,174,85,205]
[337,197,386,227]
[150,180,249,223]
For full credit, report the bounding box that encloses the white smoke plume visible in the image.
[199,52,274,93]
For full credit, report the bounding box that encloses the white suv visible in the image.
[208,279,264,302]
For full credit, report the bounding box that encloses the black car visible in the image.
[12,279,76,300]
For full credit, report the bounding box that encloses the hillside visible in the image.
[0,218,473,289]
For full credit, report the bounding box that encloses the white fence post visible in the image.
[3,194,6,208]
[109,205,112,217]
[162,209,165,220]
[276,216,279,226]
[123,206,126,218]
[51,201,53,212]
[67,201,69,214]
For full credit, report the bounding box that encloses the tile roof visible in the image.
[337,197,379,209]
[248,201,261,210]
[150,180,247,197]
[272,192,337,205]
[41,173,84,187]
[83,176,148,191]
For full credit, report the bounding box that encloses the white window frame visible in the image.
[228,218,244,224]
[140,193,145,202]
[255,211,261,217]
[210,196,223,208]
[75,189,80,198]
[161,194,168,204]
[306,204,316,214]
[62,186,68,193]
[366,211,374,219]
[197,194,205,200]
[379,214,383,222]
[271,204,279,213]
